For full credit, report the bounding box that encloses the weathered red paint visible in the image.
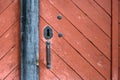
[0,0,118,80]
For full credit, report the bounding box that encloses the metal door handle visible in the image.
[46,41,51,69]
[44,26,53,69]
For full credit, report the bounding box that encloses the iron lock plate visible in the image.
[44,26,53,40]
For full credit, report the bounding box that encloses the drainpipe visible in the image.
[20,0,39,80]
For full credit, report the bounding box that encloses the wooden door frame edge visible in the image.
[112,0,119,80]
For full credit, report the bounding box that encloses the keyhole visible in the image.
[44,26,53,39]
[47,29,50,37]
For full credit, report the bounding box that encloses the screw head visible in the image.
[57,15,62,20]
[58,32,63,37]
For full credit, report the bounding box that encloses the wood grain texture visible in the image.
[0,0,117,79]
[40,41,82,80]
[0,0,20,79]
[0,26,15,59]
[119,1,120,23]
[40,18,83,80]
[0,20,19,59]
[112,0,119,80]
[118,1,120,80]
[118,47,120,68]
[0,0,14,14]
[94,0,111,15]
[72,0,111,37]
[40,18,106,80]
[4,66,20,80]
[0,18,20,79]
[40,63,59,80]
[40,0,111,79]
[48,0,111,60]
[118,24,120,47]
[119,68,120,80]
[0,0,19,37]
[0,46,19,79]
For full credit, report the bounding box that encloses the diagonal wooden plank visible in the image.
[4,66,20,80]
[40,39,82,80]
[71,0,111,37]
[40,63,60,80]
[94,0,111,16]
[51,50,83,80]
[0,46,19,79]
[40,17,83,80]
[39,15,59,80]
[0,17,19,79]
[40,18,106,80]
[0,0,19,37]
[0,21,19,59]
[48,0,111,60]
[0,0,14,14]
[1,15,20,80]
[40,0,111,79]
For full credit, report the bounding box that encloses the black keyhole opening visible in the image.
[44,26,53,39]
[47,29,50,37]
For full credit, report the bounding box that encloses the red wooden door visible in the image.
[0,0,118,80]
[0,0,20,79]
[40,0,112,80]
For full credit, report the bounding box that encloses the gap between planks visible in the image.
[71,0,111,38]
[47,0,111,61]
[40,17,107,80]
[0,0,15,15]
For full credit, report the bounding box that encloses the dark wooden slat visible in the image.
[112,0,119,79]
[40,18,106,80]
[48,0,111,59]
[0,0,14,14]
[71,0,111,37]
[40,0,111,79]
[0,0,19,37]
[20,0,39,80]
[94,0,111,15]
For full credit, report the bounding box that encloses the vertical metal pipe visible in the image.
[20,0,39,80]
